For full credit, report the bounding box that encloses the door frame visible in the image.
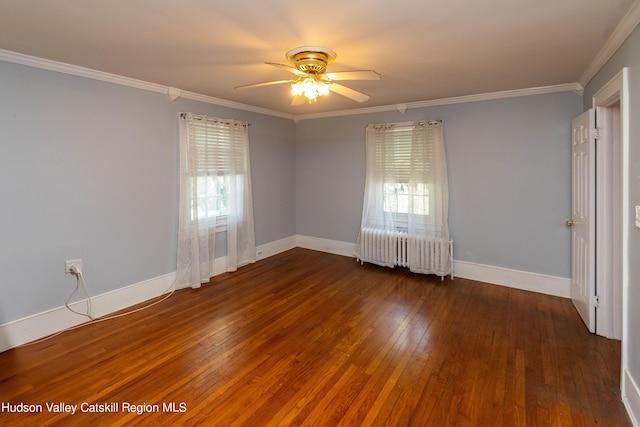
[592,67,629,395]
[595,105,622,339]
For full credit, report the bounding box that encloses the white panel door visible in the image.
[570,109,596,333]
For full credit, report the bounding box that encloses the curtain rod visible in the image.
[369,119,442,130]
[180,112,250,127]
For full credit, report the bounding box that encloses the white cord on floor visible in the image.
[21,274,176,347]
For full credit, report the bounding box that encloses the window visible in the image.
[192,175,230,223]
[383,182,430,216]
[356,120,451,275]
[176,112,256,288]
[370,121,440,228]
[181,113,249,229]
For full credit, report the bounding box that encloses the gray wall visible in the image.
[583,22,640,403]
[0,60,296,324]
[0,56,586,327]
[296,92,583,278]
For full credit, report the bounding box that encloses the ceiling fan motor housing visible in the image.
[286,46,337,74]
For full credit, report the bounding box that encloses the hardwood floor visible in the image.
[0,248,630,426]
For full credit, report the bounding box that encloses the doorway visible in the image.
[571,70,627,341]
[595,102,623,340]
[591,68,629,398]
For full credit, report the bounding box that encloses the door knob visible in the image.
[566,220,575,226]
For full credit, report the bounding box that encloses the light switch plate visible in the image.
[636,206,640,229]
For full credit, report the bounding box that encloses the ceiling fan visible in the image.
[235,46,381,105]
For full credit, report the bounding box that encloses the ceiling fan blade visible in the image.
[291,96,306,106]
[328,83,370,102]
[326,70,381,81]
[235,79,292,90]
[265,62,308,77]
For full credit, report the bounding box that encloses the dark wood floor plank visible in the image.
[0,248,631,426]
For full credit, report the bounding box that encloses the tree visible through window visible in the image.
[383,182,431,216]
[192,175,231,223]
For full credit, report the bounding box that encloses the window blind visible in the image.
[182,113,247,175]
[372,121,441,181]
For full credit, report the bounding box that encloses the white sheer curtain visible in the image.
[175,112,256,289]
[354,120,452,276]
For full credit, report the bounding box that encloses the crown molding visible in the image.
[294,83,584,121]
[0,48,584,123]
[0,48,293,120]
[579,0,640,87]
[0,49,172,94]
[180,90,294,120]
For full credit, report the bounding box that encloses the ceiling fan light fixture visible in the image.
[291,76,330,102]
[317,82,330,96]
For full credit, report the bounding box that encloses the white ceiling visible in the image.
[0,0,637,116]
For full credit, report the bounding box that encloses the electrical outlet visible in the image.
[65,259,83,274]
[636,206,640,229]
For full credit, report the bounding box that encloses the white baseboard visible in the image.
[0,237,299,351]
[257,235,298,260]
[0,272,176,353]
[0,234,571,352]
[295,235,570,298]
[624,369,640,427]
[454,260,571,298]
[296,235,356,257]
